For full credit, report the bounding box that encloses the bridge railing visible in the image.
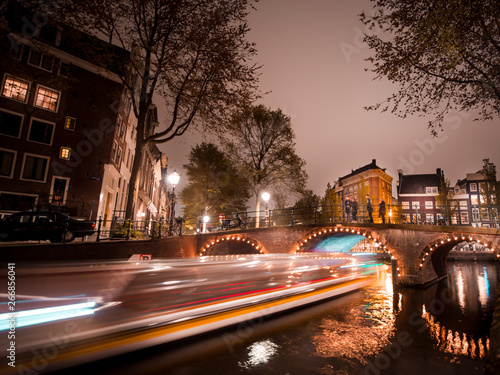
[70,203,500,241]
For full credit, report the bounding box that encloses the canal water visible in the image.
[65,260,499,375]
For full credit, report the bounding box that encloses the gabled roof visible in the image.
[338,159,384,184]
[398,174,442,195]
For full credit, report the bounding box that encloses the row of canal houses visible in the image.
[333,159,499,227]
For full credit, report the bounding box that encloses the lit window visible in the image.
[60,147,71,160]
[21,154,49,182]
[412,201,420,210]
[64,116,76,130]
[402,201,409,210]
[425,187,438,194]
[425,201,433,209]
[470,183,477,192]
[34,85,60,112]
[2,75,29,102]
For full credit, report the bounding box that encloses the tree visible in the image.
[55,0,259,218]
[435,178,456,225]
[361,0,500,135]
[223,104,308,227]
[179,142,250,227]
[479,158,499,223]
[322,183,342,223]
[294,189,321,224]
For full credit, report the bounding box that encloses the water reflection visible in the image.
[313,267,396,365]
[423,308,490,359]
[238,339,279,369]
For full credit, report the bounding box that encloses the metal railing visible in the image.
[60,203,500,242]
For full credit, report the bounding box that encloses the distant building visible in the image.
[397,169,445,224]
[453,170,498,227]
[334,159,393,223]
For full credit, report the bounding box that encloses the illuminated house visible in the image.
[0,3,167,227]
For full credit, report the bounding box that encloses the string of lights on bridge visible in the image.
[199,227,499,281]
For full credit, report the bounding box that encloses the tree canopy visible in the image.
[179,142,250,223]
[222,104,308,219]
[361,0,500,135]
[40,0,260,218]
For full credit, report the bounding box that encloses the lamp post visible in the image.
[167,171,180,235]
[262,191,270,227]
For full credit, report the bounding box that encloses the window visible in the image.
[21,154,50,182]
[111,141,117,162]
[0,192,37,212]
[64,116,76,131]
[470,183,477,192]
[426,214,435,224]
[59,147,71,160]
[59,61,70,77]
[28,49,54,72]
[0,148,16,178]
[459,200,468,210]
[451,213,458,225]
[116,147,122,166]
[454,186,460,195]
[34,85,60,112]
[425,201,434,209]
[0,109,23,138]
[2,74,29,102]
[28,119,55,145]
[460,212,469,225]
[116,116,122,135]
[412,201,420,210]
[402,201,409,210]
[471,195,479,205]
[425,187,438,194]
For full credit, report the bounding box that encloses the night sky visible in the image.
[160,0,500,204]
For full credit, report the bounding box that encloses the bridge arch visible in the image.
[293,226,389,254]
[199,234,268,256]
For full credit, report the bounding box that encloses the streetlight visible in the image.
[262,191,270,227]
[167,171,180,235]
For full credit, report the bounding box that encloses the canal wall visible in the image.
[0,236,198,263]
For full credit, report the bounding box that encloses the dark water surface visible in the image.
[65,261,499,375]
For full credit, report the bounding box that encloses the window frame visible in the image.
[34,84,61,112]
[27,117,55,146]
[27,48,54,72]
[20,153,50,183]
[59,147,71,160]
[64,116,76,131]
[0,147,17,179]
[1,74,30,103]
[0,108,24,138]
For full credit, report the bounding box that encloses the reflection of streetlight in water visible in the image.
[422,306,489,359]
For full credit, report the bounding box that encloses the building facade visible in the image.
[453,172,498,227]
[334,159,393,223]
[0,4,168,229]
[397,169,445,224]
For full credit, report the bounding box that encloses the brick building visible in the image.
[0,4,167,226]
[334,159,393,223]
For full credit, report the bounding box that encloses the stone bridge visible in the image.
[196,223,500,287]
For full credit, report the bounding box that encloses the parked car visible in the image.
[0,211,95,243]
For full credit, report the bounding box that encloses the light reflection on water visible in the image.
[313,267,396,365]
[64,261,499,375]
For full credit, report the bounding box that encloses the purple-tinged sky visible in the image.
[160,0,500,204]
